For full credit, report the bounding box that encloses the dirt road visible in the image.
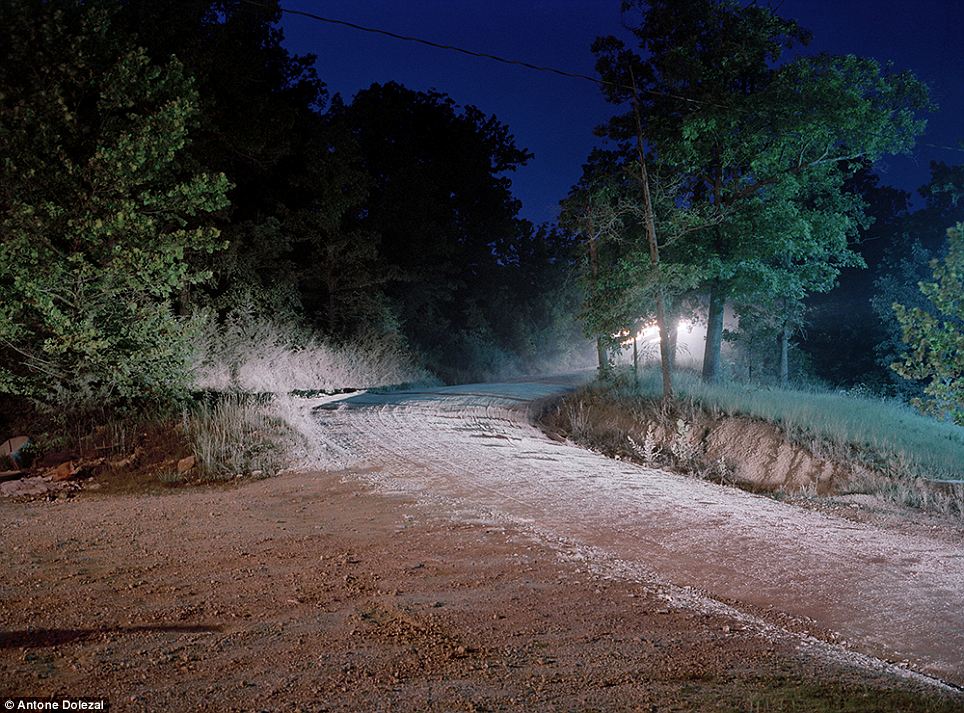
[314,380,964,687]
[1,378,963,711]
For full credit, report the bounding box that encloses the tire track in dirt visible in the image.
[313,381,964,687]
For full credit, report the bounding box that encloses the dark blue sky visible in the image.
[280,0,964,223]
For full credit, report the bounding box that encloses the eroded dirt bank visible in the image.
[1,474,960,712]
[538,387,959,502]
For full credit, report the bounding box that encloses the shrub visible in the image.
[190,310,430,393]
[182,395,300,479]
[0,1,229,410]
[892,223,964,425]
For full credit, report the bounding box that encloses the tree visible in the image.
[0,0,229,408]
[562,163,708,385]
[889,160,964,422]
[120,6,571,382]
[801,167,911,389]
[730,168,868,384]
[873,240,938,396]
[116,0,345,321]
[892,223,964,424]
[332,82,534,378]
[484,223,588,374]
[592,0,931,383]
[869,161,963,395]
[560,167,641,374]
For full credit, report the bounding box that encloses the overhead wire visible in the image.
[238,0,964,155]
[237,0,711,109]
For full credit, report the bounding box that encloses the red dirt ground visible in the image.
[1,472,960,712]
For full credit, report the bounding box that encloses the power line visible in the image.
[239,0,708,109]
[244,1,964,155]
[269,3,615,88]
[922,143,964,154]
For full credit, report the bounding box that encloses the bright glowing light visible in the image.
[612,317,707,367]
[615,319,695,346]
[640,324,659,341]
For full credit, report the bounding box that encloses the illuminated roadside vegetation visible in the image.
[0,0,585,475]
[543,367,964,516]
[631,369,964,482]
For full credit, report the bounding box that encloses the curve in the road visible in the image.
[312,380,964,688]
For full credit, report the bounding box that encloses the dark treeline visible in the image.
[119,0,587,383]
[1,0,961,424]
[0,0,587,414]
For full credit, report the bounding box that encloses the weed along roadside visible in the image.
[0,386,386,498]
[538,370,964,518]
[0,312,434,498]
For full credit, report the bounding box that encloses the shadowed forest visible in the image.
[0,0,961,481]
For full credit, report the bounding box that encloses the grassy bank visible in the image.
[540,368,964,516]
[630,369,964,482]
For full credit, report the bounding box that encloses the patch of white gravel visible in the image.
[310,380,964,689]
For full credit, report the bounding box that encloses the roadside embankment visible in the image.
[537,374,964,517]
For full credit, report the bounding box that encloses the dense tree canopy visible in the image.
[889,162,964,422]
[892,222,964,424]
[0,0,229,406]
[3,0,951,420]
[584,0,931,383]
[0,0,587,410]
[330,82,537,374]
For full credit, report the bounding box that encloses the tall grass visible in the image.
[190,312,431,393]
[182,395,302,479]
[627,368,964,481]
[183,312,435,477]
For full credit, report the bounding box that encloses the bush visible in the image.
[182,395,300,479]
[190,309,431,393]
[0,2,229,410]
[892,223,964,425]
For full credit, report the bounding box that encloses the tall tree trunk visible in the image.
[778,322,790,386]
[633,332,639,387]
[667,323,678,370]
[630,70,672,401]
[702,284,725,383]
[778,270,792,387]
[596,336,608,375]
[587,237,608,376]
[665,301,679,370]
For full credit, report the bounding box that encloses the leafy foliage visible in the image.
[586,0,931,382]
[892,223,964,424]
[0,0,229,408]
[560,153,707,361]
[862,161,964,402]
[871,240,937,394]
[0,0,590,422]
[116,0,347,321]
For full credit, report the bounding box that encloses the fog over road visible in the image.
[315,378,964,688]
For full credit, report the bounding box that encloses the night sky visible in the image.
[280,0,964,224]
